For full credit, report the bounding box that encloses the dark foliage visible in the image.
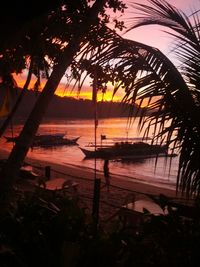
[1,190,200,267]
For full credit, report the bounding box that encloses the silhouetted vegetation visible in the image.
[1,189,200,267]
[0,0,127,205]
[1,0,200,264]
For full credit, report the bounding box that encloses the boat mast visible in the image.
[92,67,101,227]
[93,69,98,179]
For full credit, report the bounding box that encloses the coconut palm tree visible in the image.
[0,0,126,209]
[75,0,200,197]
[99,0,200,197]
[0,1,83,137]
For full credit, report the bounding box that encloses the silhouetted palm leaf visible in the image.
[79,0,200,196]
[117,0,200,196]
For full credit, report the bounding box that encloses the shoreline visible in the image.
[3,149,177,196]
[0,148,181,221]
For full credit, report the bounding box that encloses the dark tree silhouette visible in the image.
[0,0,126,209]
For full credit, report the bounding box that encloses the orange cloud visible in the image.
[13,72,123,102]
[56,83,123,102]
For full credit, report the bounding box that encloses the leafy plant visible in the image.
[1,189,200,267]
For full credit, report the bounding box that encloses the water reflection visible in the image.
[1,117,178,189]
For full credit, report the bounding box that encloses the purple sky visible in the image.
[121,0,199,57]
[61,0,200,99]
[16,0,200,100]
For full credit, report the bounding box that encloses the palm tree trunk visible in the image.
[0,0,106,210]
[0,59,33,138]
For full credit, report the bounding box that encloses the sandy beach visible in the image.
[0,148,180,222]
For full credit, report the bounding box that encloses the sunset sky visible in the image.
[14,0,199,102]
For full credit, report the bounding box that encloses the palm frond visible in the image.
[119,0,200,196]
[58,0,200,196]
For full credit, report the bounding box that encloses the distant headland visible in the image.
[0,88,146,122]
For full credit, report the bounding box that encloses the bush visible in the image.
[1,189,200,267]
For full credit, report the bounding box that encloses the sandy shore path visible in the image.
[0,148,179,222]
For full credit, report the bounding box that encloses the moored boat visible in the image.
[79,141,170,159]
[4,134,80,147]
[4,133,66,143]
[36,136,80,147]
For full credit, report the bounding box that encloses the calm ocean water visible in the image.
[1,117,179,190]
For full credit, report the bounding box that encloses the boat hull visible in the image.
[4,135,80,147]
[80,142,169,160]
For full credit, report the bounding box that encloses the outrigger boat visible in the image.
[4,134,80,147]
[79,141,172,160]
[4,133,65,142]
